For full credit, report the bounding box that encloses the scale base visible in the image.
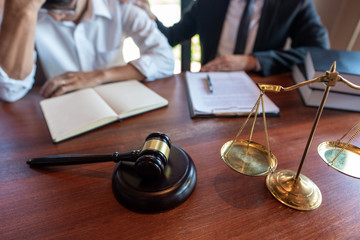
[266,169,322,211]
[112,145,196,213]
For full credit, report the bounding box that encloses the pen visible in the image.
[206,74,214,94]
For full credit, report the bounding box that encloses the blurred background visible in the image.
[0,0,359,73]
[124,0,360,73]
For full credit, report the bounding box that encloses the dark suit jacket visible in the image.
[156,0,329,76]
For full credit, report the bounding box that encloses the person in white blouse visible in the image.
[0,0,174,102]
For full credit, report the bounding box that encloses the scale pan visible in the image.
[221,140,277,176]
[318,141,360,179]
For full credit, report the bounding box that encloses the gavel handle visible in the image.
[27,150,140,167]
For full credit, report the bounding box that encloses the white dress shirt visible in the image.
[0,0,174,102]
[217,0,264,57]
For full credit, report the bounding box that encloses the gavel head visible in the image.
[135,132,171,178]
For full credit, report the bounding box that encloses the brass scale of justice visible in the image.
[221,62,360,211]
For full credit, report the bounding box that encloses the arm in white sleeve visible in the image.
[0,1,40,102]
[122,4,174,81]
[0,63,36,102]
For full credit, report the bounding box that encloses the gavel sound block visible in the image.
[27,132,197,213]
[112,144,197,213]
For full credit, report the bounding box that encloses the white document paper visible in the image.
[185,71,279,117]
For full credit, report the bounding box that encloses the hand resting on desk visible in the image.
[40,71,104,98]
[40,64,144,98]
[200,55,258,72]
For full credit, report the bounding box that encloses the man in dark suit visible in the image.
[124,0,329,76]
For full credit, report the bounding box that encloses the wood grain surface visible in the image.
[1,73,359,239]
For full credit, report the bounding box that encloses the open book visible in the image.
[40,80,168,143]
[185,71,279,117]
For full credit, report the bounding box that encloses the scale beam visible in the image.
[221,61,360,211]
[258,62,360,93]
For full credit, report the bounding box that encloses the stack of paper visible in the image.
[185,71,279,117]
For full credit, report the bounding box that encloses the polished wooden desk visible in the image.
[1,73,359,239]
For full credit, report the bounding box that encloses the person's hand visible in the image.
[119,0,156,20]
[40,71,104,98]
[200,55,257,72]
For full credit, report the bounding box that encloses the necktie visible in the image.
[234,0,255,54]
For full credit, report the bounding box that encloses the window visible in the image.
[123,0,201,73]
